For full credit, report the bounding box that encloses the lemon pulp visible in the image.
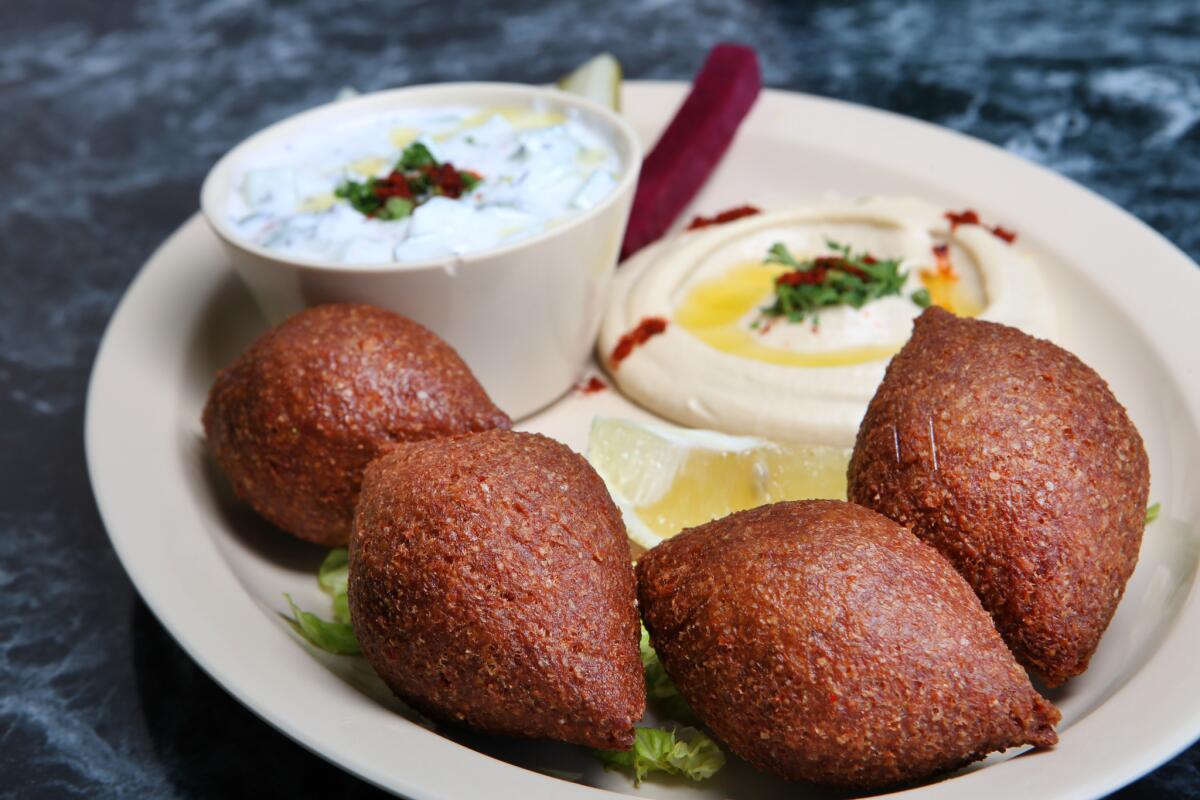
[632,444,848,539]
[556,52,622,111]
[587,418,849,549]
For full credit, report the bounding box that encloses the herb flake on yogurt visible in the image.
[227,106,622,264]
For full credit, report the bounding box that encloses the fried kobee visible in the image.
[203,304,509,545]
[848,307,1149,685]
[637,500,1059,788]
[349,430,644,749]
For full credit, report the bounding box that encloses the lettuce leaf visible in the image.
[594,726,725,785]
[285,593,360,655]
[1146,502,1161,525]
[640,625,693,721]
[284,548,358,654]
[332,591,351,625]
[595,629,722,784]
[318,547,350,597]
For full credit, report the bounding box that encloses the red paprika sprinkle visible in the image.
[991,225,1017,243]
[687,205,762,230]
[610,317,669,368]
[928,243,956,278]
[945,209,1018,244]
[423,162,467,198]
[777,268,827,286]
[372,172,415,200]
[776,256,868,287]
[945,209,981,230]
[578,376,607,394]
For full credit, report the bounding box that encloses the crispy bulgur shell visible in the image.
[349,430,645,749]
[203,304,510,546]
[848,307,1149,685]
[637,499,1059,788]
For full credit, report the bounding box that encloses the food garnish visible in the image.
[317,546,352,623]
[284,548,360,655]
[945,208,1018,243]
[1146,502,1161,524]
[927,243,956,277]
[992,225,1017,243]
[918,243,989,316]
[285,595,359,655]
[587,417,848,550]
[577,376,608,394]
[620,43,761,260]
[686,204,761,230]
[593,726,725,786]
[609,316,668,369]
[335,142,483,220]
[557,52,622,111]
[640,625,692,721]
[760,240,928,323]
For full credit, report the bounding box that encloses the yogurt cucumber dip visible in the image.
[227,105,621,264]
[598,197,1055,447]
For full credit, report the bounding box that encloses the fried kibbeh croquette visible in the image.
[348,430,645,749]
[202,304,510,546]
[637,500,1059,788]
[848,307,1149,686]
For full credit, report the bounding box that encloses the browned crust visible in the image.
[848,307,1149,685]
[348,430,645,749]
[637,499,1060,788]
[202,304,510,546]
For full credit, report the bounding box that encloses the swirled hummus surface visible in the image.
[598,197,1054,446]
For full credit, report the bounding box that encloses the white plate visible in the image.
[86,81,1200,800]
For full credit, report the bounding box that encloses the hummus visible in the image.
[598,197,1055,447]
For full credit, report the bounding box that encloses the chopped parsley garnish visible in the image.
[335,141,482,220]
[460,171,482,192]
[334,178,386,217]
[397,141,436,170]
[761,240,924,323]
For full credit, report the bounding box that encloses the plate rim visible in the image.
[86,80,1200,800]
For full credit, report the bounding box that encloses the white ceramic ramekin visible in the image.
[200,82,641,419]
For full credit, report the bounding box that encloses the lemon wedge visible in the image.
[557,53,622,111]
[587,418,849,552]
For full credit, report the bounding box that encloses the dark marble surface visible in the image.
[3,0,1198,797]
